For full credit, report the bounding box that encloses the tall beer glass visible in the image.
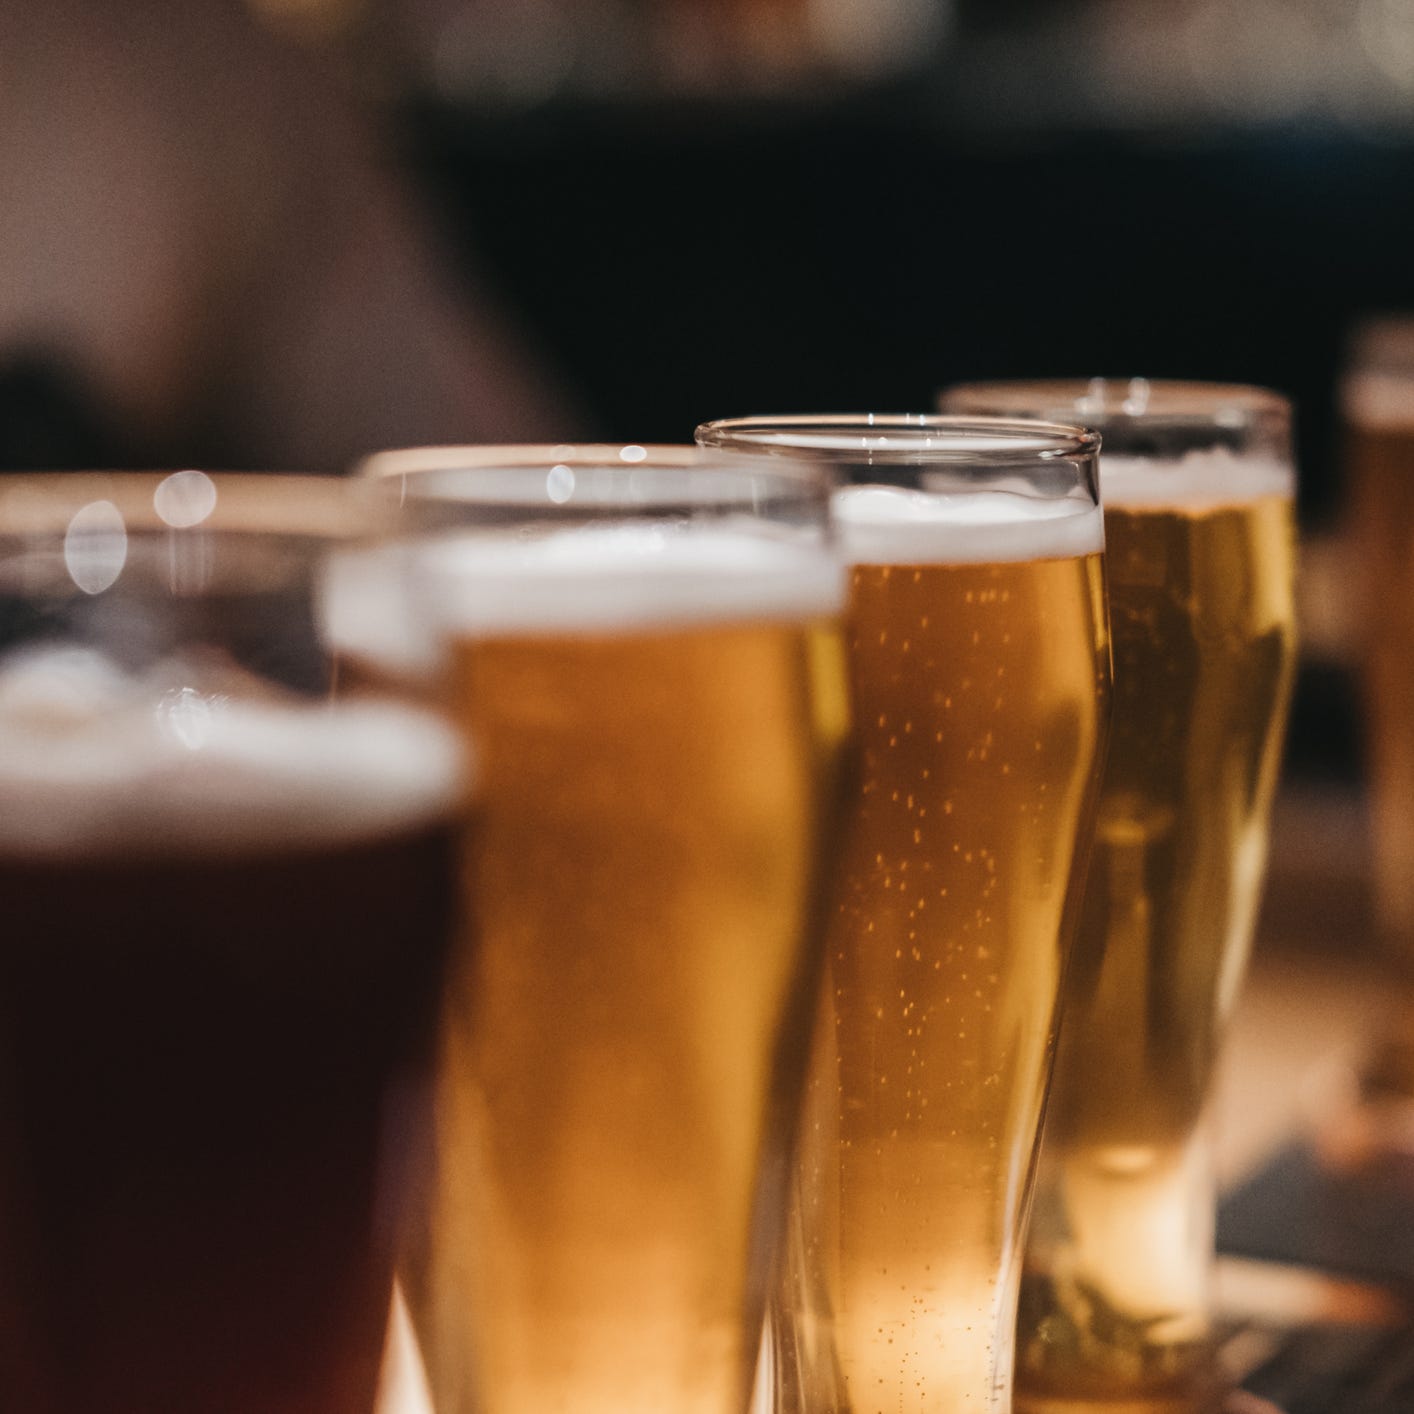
[695,416,1112,1414]
[358,444,852,1414]
[1342,324,1414,1097]
[942,381,1299,1412]
[0,474,467,1414]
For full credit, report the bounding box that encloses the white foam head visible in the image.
[320,544,442,679]
[832,485,1105,566]
[0,648,467,859]
[1098,448,1295,511]
[416,522,845,637]
[1342,370,1414,431]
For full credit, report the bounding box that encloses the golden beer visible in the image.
[1021,478,1295,1411]
[791,491,1108,1412]
[941,383,1298,1413]
[365,454,852,1414]
[699,412,1111,1414]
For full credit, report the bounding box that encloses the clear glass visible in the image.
[0,473,468,1413]
[941,381,1299,1413]
[695,416,1112,1414]
[358,443,853,1414]
[1340,327,1414,1104]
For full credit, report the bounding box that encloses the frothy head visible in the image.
[1099,448,1295,511]
[416,522,845,637]
[1342,370,1414,431]
[833,485,1105,566]
[0,649,466,859]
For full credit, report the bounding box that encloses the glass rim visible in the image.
[361,443,707,475]
[0,472,377,538]
[938,379,1291,426]
[693,413,1102,467]
[355,442,834,511]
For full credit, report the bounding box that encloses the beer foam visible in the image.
[417,522,845,635]
[320,545,441,679]
[1098,449,1294,510]
[1342,370,1414,430]
[833,485,1105,566]
[0,649,467,859]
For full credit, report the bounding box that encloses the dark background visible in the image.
[411,99,1390,529]
[391,2,1403,782]
[392,0,1414,534]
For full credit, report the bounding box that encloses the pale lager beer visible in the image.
[365,449,852,1414]
[697,417,1111,1414]
[942,383,1297,1412]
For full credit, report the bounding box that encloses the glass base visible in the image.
[1015,1391,1281,1414]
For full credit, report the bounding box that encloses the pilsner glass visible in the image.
[357,443,852,1414]
[0,473,468,1414]
[1341,323,1414,1099]
[695,415,1112,1414]
[941,381,1299,1413]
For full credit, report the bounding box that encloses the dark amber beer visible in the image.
[1344,334,1414,1016]
[697,418,1111,1414]
[363,449,851,1414]
[0,476,467,1414]
[942,383,1298,1413]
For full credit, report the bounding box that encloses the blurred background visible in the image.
[8,0,1414,504]
[0,0,1403,786]
[380,0,1406,523]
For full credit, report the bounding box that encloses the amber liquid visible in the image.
[0,823,460,1414]
[775,552,1111,1414]
[1341,419,1414,1104]
[1350,424,1414,978]
[1016,495,1297,1412]
[407,617,850,1414]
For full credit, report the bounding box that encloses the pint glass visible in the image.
[359,444,852,1414]
[942,381,1299,1412]
[695,416,1112,1414]
[1342,325,1414,1096]
[0,474,467,1414]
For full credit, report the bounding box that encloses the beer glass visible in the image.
[941,381,1299,1413]
[1343,323,1414,1099]
[358,444,852,1414]
[695,416,1112,1414]
[0,473,468,1414]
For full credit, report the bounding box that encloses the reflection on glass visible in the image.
[64,499,127,594]
[153,470,218,529]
